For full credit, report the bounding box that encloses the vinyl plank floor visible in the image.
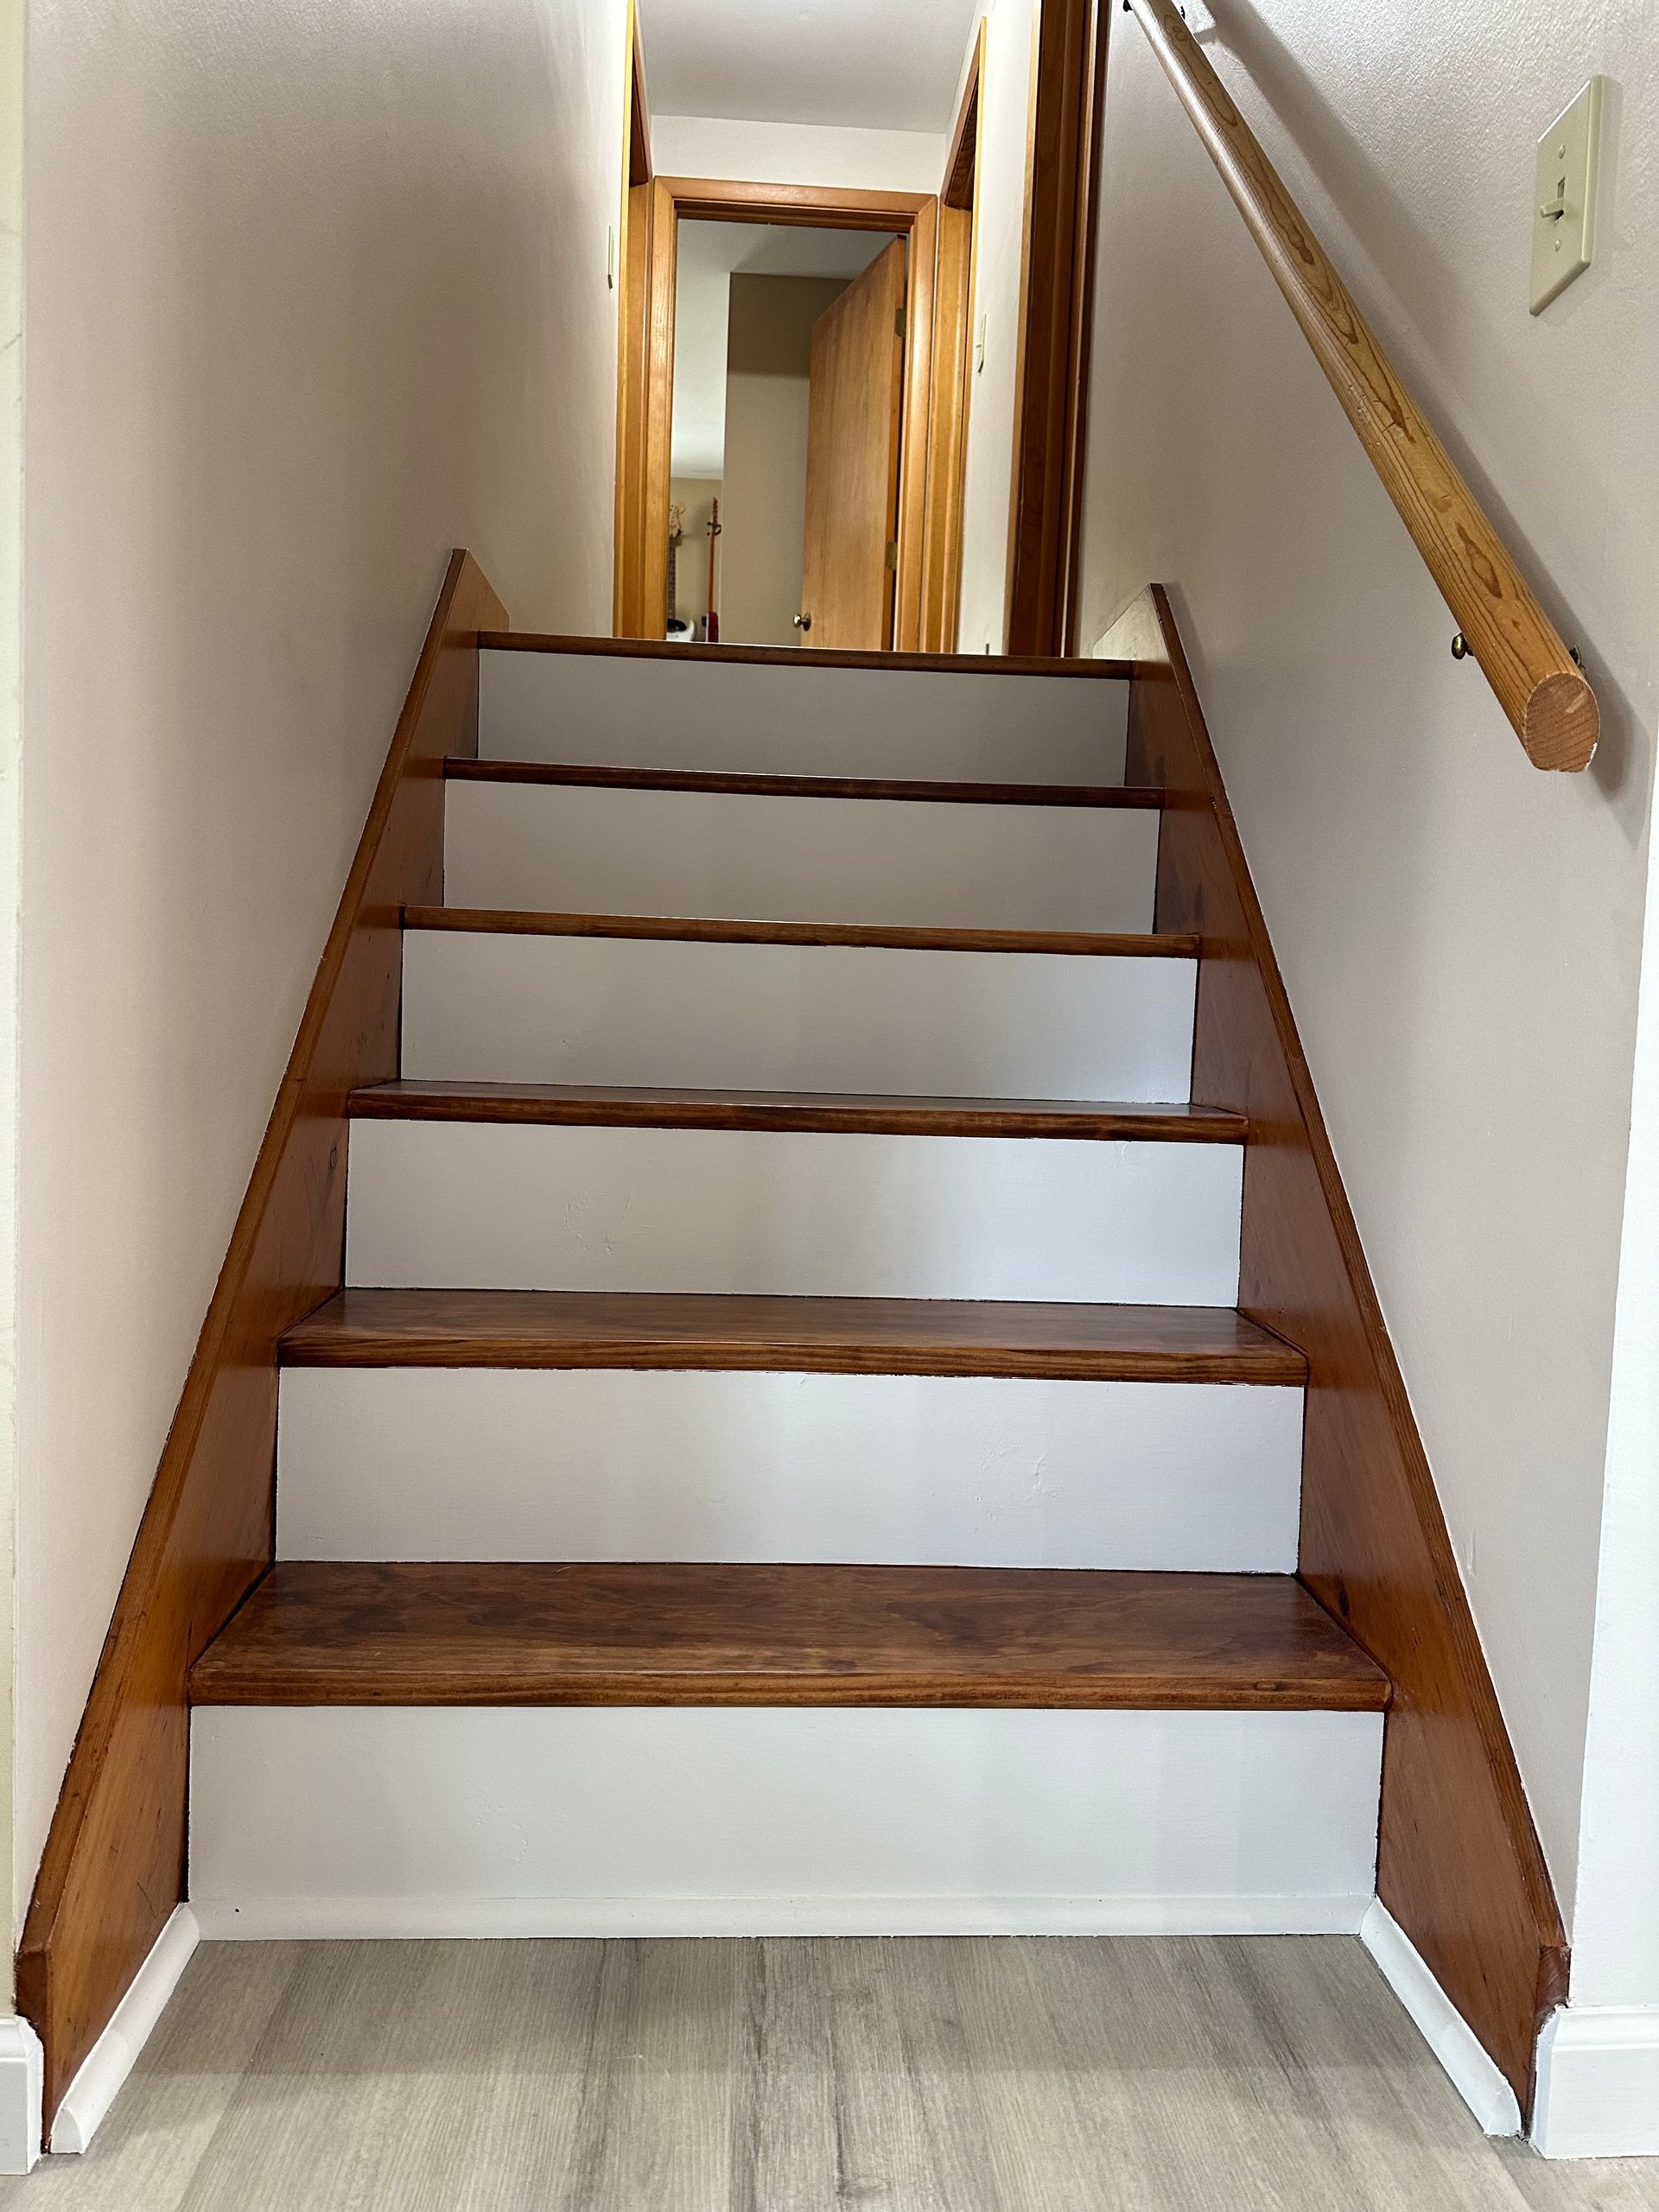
[3,1937,1655,2211]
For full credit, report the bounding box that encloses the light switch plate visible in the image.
[1531,78,1604,315]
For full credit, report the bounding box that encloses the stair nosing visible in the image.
[476,630,1136,682]
[280,1290,1306,1384]
[444,760,1164,810]
[403,907,1199,958]
[346,1081,1244,1144]
[188,1563,1389,1713]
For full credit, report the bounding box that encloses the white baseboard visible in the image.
[0,2018,43,2175]
[194,1891,1375,1942]
[1532,2005,1659,2158]
[49,1905,200,2156]
[1360,1899,1522,2137]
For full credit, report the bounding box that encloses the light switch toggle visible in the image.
[1530,78,1605,315]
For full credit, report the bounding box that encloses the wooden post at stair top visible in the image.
[1122,0,1598,772]
[16,550,507,2128]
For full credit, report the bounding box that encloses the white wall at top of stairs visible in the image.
[478,652,1130,785]
[442,781,1160,936]
[397,931,1197,1102]
[344,1122,1243,1305]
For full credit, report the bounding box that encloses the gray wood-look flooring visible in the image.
[2,1938,1654,2209]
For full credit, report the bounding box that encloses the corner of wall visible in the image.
[0,0,24,2017]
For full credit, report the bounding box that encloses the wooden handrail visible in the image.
[1123,0,1599,772]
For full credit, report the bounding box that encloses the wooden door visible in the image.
[800,238,908,652]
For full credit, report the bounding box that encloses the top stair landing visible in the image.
[478,635,1133,785]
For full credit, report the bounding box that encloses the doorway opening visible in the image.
[670,221,907,652]
[615,177,941,653]
[614,3,1103,658]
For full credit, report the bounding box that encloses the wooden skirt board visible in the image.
[188,1704,1384,1941]
[440,779,1161,935]
[274,1367,1306,1572]
[341,1121,1245,1306]
[15,550,508,2125]
[395,928,1198,1101]
[1109,587,1567,2113]
[476,645,1131,783]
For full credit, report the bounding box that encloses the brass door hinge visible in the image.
[885,540,899,572]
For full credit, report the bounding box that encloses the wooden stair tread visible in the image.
[404,907,1199,957]
[189,1564,1387,1711]
[445,760,1162,809]
[281,1290,1305,1382]
[476,631,1135,681]
[346,1081,1245,1143]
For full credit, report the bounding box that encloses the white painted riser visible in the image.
[189,1707,1382,1940]
[480,653,1129,785]
[345,1123,1243,1304]
[400,932,1197,1103]
[276,1369,1304,1572]
[443,783,1158,935]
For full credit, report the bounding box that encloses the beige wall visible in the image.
[721,275,848,649]
[0,0,22,2012]
[956,0,1036,655]
[669,478,722,635]
[651,116,946,194]
[1077,3,1659,1911]
[16,0,629,1922]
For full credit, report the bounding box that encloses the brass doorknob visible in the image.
[794,613,813,632]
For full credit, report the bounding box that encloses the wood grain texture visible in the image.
[1115,584,1567,2113]
[943,26,984,213]
[614,181,938,645]
[626,3,651,187]
[921,199,976,654]
[801,238,909,651]
[894,198,939,654]
[928,32,986,658]
[481,630,1135,680]
[189,1563,1387,1712]
[403,906,1199,958]
[346,1080,1243,1141]
[1005,0,1103,658]
[610,0,652,632]
[16,550,507,2127]
[0,1936,1615,2212]
[658,177,931,231]
[445,760,1162,807]
[613,175,677,638]
[280,1288,1306,1382]
[1124,0,1598,772]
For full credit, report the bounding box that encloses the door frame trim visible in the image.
[919,22,987,656]
[613,178,940,649]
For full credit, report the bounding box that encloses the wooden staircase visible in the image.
[185,638,1389,1939]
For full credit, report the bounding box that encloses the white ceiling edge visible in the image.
[652,115,948,197]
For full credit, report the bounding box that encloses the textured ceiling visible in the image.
[637,0,982,133]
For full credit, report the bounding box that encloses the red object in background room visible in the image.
[707,496,722,645]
